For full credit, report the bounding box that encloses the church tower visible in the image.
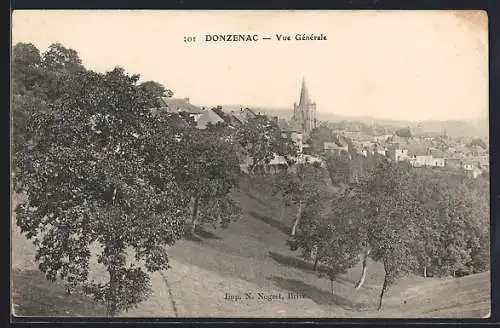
[293,78,317,134]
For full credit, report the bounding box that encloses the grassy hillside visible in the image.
[11,180,490,318]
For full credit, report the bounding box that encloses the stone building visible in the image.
[292,78,317,135]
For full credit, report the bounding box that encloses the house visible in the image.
[279,119,304,154]
[373,143,388,157]
[230,108,258,124]
[297,154,325,167]
[157,97,205,121]
[476,155,489,171]
[428,149,446,168]
[240,153,289,175]
[388,146,409,162]
[467,166,483,179]
[389,135,409,146]
[462,160,475,171]
[195,108,225,130]
[430,157,445,168]
[408,145,431,167]
[411,154,433,167]
[373,134,393,143]
[324,140,349,156]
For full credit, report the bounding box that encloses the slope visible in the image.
[11,179,491,318]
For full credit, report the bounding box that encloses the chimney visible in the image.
[184,97,190,103]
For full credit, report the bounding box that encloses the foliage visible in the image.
[14,64,195,315]
[308,126,334,153]
[395,127,412,138]
[236,114,298,173]
[139,80,173,99]
[12,42,243,315]
[166,117,241,234]
[469,137,487,150]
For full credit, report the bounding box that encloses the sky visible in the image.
[12,10,488,121]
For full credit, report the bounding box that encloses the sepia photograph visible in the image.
[11,10,490,318]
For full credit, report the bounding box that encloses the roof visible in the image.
[297,154,323,164]
[324,141,348,150]
[407,144,430,156]
[298,78,312,107]
[230,108,258,123]
[390,135,409,145]
[157,97,204,114]
[429,149,447,158]
[269,154,288,165]
[278,119,292,131]
[196,108,224,129]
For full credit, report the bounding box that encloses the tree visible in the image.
[12,43,43,96]
[274,164,328,237]
[14,66,192,316]
[285,164,361,294]
[12,43,49,182]
[469,138,487,150]
[286,169,331,262]
[167,122,242,235]
[356,161,421,311]
[236,114,297,174]
[139,81,173,99]
[39,43,86,103]
[407,169,489,278]
[41,43,84,71]
[308,126,334,154]
[395,127,412,138]
[324,152,350,186]
[321,221,361,295]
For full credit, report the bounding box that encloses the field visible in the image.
[11,179,490,318]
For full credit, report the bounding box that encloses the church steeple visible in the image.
[298,77,311,108]
[293,77,317,135]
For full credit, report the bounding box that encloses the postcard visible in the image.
[11,10,489,318]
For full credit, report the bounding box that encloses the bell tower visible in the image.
[293,78,317,134]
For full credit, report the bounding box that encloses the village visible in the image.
[156,79,489,180]
[11,35,490,318]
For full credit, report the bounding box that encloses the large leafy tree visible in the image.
[236,114,297,173]
[355,161,421,311]
[14,66,191,316]
[308,126,334,154]
[320,216,362,295]
[40,43,86,102]
[139,80,173,98]
[12,43,44,96]
[167,119,241,235]
[12,43,48,151]
[406,169,489,278]
[274,163,327,237]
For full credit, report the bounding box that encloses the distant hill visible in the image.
[210,105,488,139]
[213,105,294,119]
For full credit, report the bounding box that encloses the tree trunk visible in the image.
[330,279,334,295]
[423,266,427,278]
[279,204,286,221]
[313,257,319,272]
[190,196,199,235]
[355,249,370,290]
[378,272,388,312]
[291,200,302,236]
[107,268,118,317]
